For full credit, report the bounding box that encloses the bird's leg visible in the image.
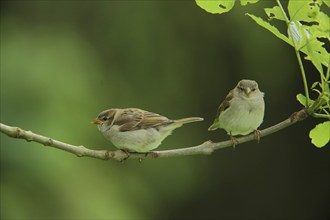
[138,151,159,163]
[253,129,262,143]
[229,133,239,150]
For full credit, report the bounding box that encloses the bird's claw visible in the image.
[229,135,239,150]
[138,151,159,163]
[254,130,262,143]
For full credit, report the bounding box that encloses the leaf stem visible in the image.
[324,66,330,90]
[276,0,310,108]
[312,113,330,119]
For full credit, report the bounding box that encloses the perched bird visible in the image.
[208,79,265,144]
[92,108,203,152]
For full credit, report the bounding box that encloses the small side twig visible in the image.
[0,109,308,162]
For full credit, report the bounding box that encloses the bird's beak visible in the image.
[244,87,251,96]
[91,119,103,125]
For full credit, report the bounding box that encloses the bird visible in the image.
[208,79,265,145]
[91,108,203,153]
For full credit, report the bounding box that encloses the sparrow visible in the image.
[92,108,203,153]
[208,79,265,144]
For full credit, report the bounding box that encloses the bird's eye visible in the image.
[238,87,244,91]
[101,116,108,121]
[251,88,256,92]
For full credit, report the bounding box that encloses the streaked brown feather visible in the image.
[215,89,234,118]
[208,89,234,131]
[138,111,173,129]
[117,109,173,132]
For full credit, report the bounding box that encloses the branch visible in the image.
[0,109,308,162]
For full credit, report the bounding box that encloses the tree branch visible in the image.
[0,109,308,161]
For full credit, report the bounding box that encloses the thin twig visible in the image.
[276,0,310,107]
[0,109,308,162]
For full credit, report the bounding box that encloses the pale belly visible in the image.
[219,99,264,135]
[104,127,173,152]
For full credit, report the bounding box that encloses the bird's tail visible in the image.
[208,124,218,131]
[175,117,204,124]
[208,119,219,131]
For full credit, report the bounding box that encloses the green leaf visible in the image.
[311,11,330,37]
[287,0,329,72]
[309,121,330,148]
[303,38,329,73]
[265,6,285,21]
[246,13,291,45]
[240,0,259,6]
[195,0,259,14]
[288,0,322,22]
[311,81,321,89]
[297,93,307,107]
[321,94,330,103]
[288,21,310,49]
[323,0,330,8]
[195,0,235,14]
[311,81,320,89]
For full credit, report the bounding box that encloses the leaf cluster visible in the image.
[196,0,329,147]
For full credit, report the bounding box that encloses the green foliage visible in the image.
[245,13,291,44]
[195,0,235,14]
[296,93,309,107]
[285,0,329,73]
[195,0,259,14]
[196,0,330,148]
[309,121,330,147]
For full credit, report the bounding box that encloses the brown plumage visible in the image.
[92,108,203,152]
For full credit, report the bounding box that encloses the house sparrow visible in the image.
[92,108,203,152]
[208,79,265,144]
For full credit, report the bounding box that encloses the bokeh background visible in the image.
[1,1,329,219]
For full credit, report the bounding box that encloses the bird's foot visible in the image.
[229,135,239,150]
[138,151,159,162]
[254,130,262,143]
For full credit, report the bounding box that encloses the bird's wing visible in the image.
[116,109,172,132]
[208,89,234,130]
[140,111,173,129]
[215,89,234,118]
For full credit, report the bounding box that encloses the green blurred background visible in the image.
[1,1,329,219]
